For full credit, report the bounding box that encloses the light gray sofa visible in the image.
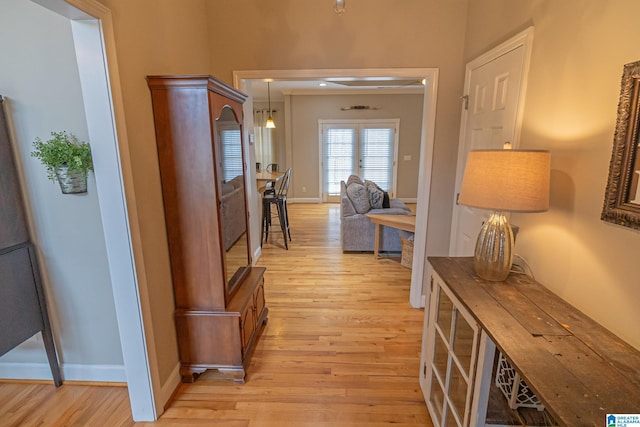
[340,178,411,252]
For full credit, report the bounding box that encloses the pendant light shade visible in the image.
[265,117,276,129]
[266,81,276,129]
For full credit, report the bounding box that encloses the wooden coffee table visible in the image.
[366,213,416,259]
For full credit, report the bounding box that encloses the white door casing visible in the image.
[32,0,162,420]
[449,28,534,256]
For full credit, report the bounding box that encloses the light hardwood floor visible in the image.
[0,203,431,426]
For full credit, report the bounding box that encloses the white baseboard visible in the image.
[0,361,126,382]
[289,197,322,203]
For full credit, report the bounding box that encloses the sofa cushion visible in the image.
[389,198,409,210]
[229,175,244,189]
[221,181,235,195]
[346,182,371,214]
[364,180,384,209]
[347,174,364,187]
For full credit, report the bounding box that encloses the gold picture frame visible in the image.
[602,60,640,230]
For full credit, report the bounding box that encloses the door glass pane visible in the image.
[452,310,475,375]
[432,333,448,382]
[323,127,356,196]
[429,371,444,425]
[436,288,453,341]
[360,126,393,190]
[448,358,468,421]
[444,403,461,427]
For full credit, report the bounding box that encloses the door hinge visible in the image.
[456,193,460,205]
[461,94,469,110]
[423,362,427,377]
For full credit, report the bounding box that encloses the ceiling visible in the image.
[250,77,426,102]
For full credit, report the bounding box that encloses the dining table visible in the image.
[256,170,284,193]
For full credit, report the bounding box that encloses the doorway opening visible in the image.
[31,0,160,420]
[234,68,439,309]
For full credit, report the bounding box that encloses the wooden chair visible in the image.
[261,168,291,249]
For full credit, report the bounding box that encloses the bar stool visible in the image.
[261,168,291,249]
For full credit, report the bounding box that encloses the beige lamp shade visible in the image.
[458,149,551,213]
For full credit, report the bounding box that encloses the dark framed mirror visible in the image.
[215,106,251,296]
[602,60,640,230]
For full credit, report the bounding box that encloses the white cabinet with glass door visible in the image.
[320,119,399,202]
[420,268,480,427]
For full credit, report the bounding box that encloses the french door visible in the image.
[320,119,399,202]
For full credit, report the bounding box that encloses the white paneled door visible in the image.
[449,28,534,256]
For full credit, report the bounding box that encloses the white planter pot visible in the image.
[55,165,87,194]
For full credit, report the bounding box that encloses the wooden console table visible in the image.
[420,256,640,427]
[366,213,416,258]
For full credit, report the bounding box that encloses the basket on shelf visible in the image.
[495,352,545,411]
[400,235,414,269]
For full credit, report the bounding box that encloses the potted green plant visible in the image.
[31,131,94,194]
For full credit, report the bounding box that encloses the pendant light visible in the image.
[265,81,276,129]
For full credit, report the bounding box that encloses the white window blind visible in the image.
[221,128,243,182]
[323,127,356,196]
[360,126,394,191]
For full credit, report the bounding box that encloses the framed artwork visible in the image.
[602,60,640,230]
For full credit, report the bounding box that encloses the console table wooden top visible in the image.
[429,256,640,426]
[367,213,416,259]
[366,213,416,231]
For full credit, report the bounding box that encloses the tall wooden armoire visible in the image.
[147,76,267,383]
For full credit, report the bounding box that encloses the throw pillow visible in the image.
[364,180,384,209]
[346,182,371,214]
[372,181,391,208]
[347,175,363,187]
[382,191,390,208]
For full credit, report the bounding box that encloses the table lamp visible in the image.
[458,148,550,281]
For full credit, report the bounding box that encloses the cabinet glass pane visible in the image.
[448,358,468,421]
[444,403,461,427]
[452,310,475,375]
[433,332,449,382]
[429,371,444,425]
[436,288,453,340]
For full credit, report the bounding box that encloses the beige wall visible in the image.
[465,0,640,349]
[288,93,424,199]
[207,0,469,255]
[97,0,211,383]
[99,0,469,384]
[75,0,468,389]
